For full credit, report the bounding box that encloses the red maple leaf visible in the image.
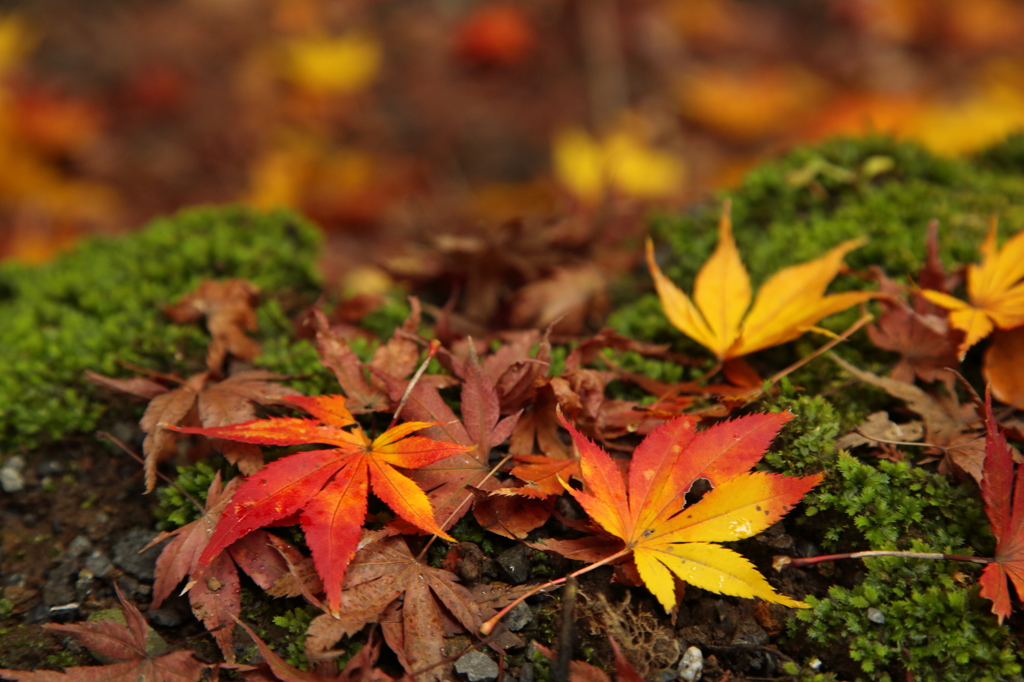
[0,585,205,681]
[979,392,1024,624]
[170,394,471,613]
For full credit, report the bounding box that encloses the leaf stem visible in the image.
[749,311,874,397]
[96,431,204,512]
[415,453,513,562]
[389,338,442,430]
[773,550,991,571]
[479,548,631,635]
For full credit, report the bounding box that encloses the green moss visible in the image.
[154,460,224,529]
[760,394,1017,681]
[0,205,322,451]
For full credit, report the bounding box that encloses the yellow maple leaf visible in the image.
[921,217,1024,359]
[284,34,381,94]
[552,125,685,203]
[646,202,872,361]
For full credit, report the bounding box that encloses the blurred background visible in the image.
[3,0,1024,299]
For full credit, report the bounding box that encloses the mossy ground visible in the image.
[3,135,1024,680]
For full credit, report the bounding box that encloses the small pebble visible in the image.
[504,601,533,632]
[0,456,26,493]
[67,536,93,557]
[84,551,113,578]
[867,607,885,624]
[455,650,499,682]
[678,646,704,682]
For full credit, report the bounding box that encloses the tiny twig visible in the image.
[554,577,578,682]
[96,431,204,513]
[774,550,991,572]
[415,453,513,562]
[480,548,631,635]
[751,312,874,398]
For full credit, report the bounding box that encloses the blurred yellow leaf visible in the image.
[552,125,685,203]
[0,13,33,78]
[646,202,872,361]
[284,34,381,94]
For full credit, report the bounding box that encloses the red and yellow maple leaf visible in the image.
[978,392,1024,624]
[646,202,873,361]
[170,394,470,614]
[560,411,821,611]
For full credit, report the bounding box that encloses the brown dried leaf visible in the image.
[165,279,261,371]
[0,585,204,681]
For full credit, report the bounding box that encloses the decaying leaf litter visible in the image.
[8,197,1024,682]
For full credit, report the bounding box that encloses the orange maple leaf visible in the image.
[646,202,873,361]
[170,394,470,614]
[979,392,1024,624]
[560,410,821,611]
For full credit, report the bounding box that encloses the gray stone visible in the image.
[84,551,113,578]
[0,456,26,493]
[113,528,161,581]
[67,536,93,558]
[455,651,499,682]
[729,619,769,647]
[43,560,79,606]
[504,601,533,632]
[496,545,530,584]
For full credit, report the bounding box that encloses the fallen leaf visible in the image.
[532,637,644,682]
[283,34,381,95]
[305,536,482,682]
[0,585,205,681]
[164,279,262,372]
[236,617,392,682]
[454,3,535,67]
[978,392,1024,624]
[559,410,820,611]
[831,354,984,482]
[147,473,310,662]
[377,349,520,531]
[646,202,873,361]
[91,369,302,491]
[984,325,1024,408]
[921,217,1024,358]
[170,394,470,613]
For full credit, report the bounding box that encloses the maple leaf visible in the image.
[314,301,424,414]
[164,278,262,372]
[88,369,302,492]
[559,411,821,611]
[553,123,686,202]
[866,222,963,389]
[645,202,873,361]
[921,217,1024,358]
[235,617,392,682]
[377,350,520,530]
[170,394,470,613]
[533,638,644,682]
[304,535,483,682]
[0,585,205,681]
[146,472,317,662]
[978,392,1024,624]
